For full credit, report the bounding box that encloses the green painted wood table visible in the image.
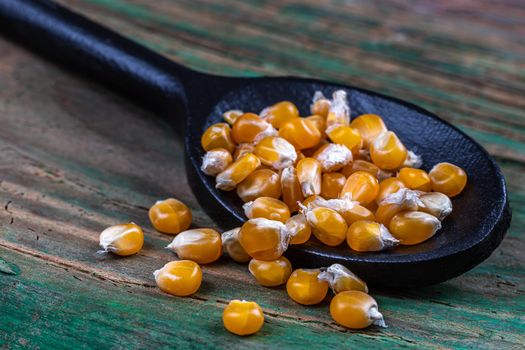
[1,1,524,349]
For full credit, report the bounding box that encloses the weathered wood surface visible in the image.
[1,0,524,348]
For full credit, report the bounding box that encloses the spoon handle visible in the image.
[0,0,192,117]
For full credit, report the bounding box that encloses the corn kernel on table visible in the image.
[1,0,524,348]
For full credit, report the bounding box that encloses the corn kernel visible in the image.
[419,192,453,220]
[201,148,233,177]
[285,213,312,244]
[260,101,299,128]
[370,131,407,170]
[350,114,387,148]
[98,223,144,256]
[216,153,261,191]
[375,188,423,225]
[306,197,374,225]
[318,264,368,293]
[254,136,297,170]
[303,206,348,246]
[237,169,281,202]
[248,256,292,287]
[389,211,442,245]
[166,228,222,264]
[222,227,251,263]
[201,122,235,153]
[346,221,399,252]
[154,260,202,297]
[341,159,379,178]
[296,157,322,197]
[232,113,276,144]
[327,126,363,155]
[148,198,192,235]
[321,172,346,199]
[312,143,353,172]
[286,268,328,305]
[306,114,327,137]
[340,171,379,205]
[223,109,243,125]
[326,90,350,131]
[330,291,386,329]
[310,91,331,118]
[223,300,264,336]
[376,177,406,205]
[398,167,432,192]
[233,143,255,161]
[280,166,304,212]
[238,218,291,261]
[243,197,291,223]
[279,118,322,150]
[429,162,467,197]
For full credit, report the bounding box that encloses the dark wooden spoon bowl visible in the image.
[1,0,511,288]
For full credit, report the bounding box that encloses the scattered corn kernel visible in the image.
[313,143,352,172]
[285,213,312,244]
[216,153,261,191]
[243,197,291,223]
[375,188,423,225]
[98,223,144,256]
[237,169,281,202]
[429,162,467,197]
[327,126,363,155]
[238,218,291,261]
[350,114,387,148]
[389,211,442,245]
[223,300,264,336]
[201,122,235,153]
[310,91,331,118]
[222,227,251,263]
[296,157,322,197]
[201,148,233,176]
[254,136,297,170]
[166,228,222,264]
[303,206,348,246]
[330,291,386,329]
[346,220,399,252]
[398,167,432,192]
[248,256,292,287]
[148,198,192,235]
[260,101,299,128]
[318,263,368,293]
[419,192,453,220]
[326,90,350,131]
[321,172,346,199]
[280,166,304,212]
[306,114,327,137]
[370,131,407,170]
[279,117,322,150]
[376,177,406,204]
[232,113,276,144]
[286,268,328,305]
[223,109,243,125]
[340,171,379,205]
[306,197,374,226]
[154,260,202,297]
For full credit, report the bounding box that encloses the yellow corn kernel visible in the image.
[370,131,407,170]
[148,198,192,235]
[340,171,379,205]
[223,109,243,125]
[306,114,327,137]
[222,227,251,263]
[398,167,432,192]
[201,148,233,176]
[201,122,235,153]
[248,256,292,287]
[327,126,363,155]
[318,264,368,293]
[350,114,388,148]
[346,220,399,252]
[321,172,346,199]
[341,160,379,178]
[233,143,255,161]
[389,211,442,245]
[254,136,297,170]
[223,300,264,336]
[279,118,322,150]
[243,197,291,223]
[261,101,299,128]
[312,143,353,172]
[166,228,222,264]
[216,153,261,191]
[326,90,350,130]
[310,91,331,118]
[302,194,322,207]
[98,223,144,256]
[429,162,467,197]
[285,213,312,245]
[237,169,281,202]
[280,166,304,212]
[376,177,406,204]
[304,196,370,226]
[154,260,202,297]
[419,192,453,220]
[296,157,322,197]
[340,204,375,225]
[304,206,348,246]
[238,218,291,261]
[330,291,386,329]
[232,113,275,144]
[375,188,423,225]
[286,268,329,305]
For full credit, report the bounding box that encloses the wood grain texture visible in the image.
[1,0,524,348]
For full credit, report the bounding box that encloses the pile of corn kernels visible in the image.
[97,90,467,335]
